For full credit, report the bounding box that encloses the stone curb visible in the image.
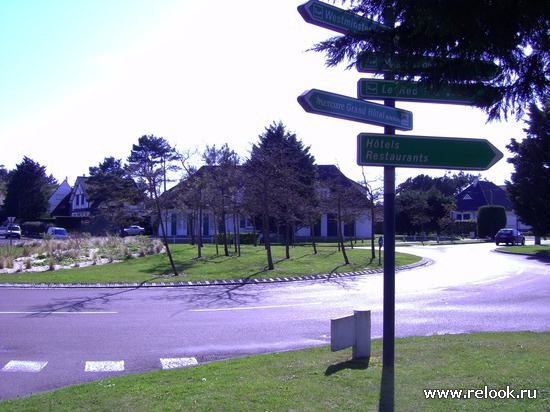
[0,258,431,289]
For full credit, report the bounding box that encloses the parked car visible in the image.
[495,228,525,246]
[122,225,145,236]
[46,227,69,239]
[0,225,22,239]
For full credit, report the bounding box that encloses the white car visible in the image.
[46,227,68,239]
[122,225,146,236]
[0,225,21,239]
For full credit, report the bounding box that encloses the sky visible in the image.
[0,0,527,191]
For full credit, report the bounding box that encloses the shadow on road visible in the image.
[25,279,158,317]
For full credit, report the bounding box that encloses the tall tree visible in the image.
[3,157,56,221]
[360,168,383,260]
[320,166,370,265]
[244,122,317,269]
[0,165,8,203]
[202,144,241,257]
[396,173,477,235]
[311,0,549,120]
[506,103,550,243]
[86,157,145,232]
[126,135,179,275]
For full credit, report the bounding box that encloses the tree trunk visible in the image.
[285,219,291,260]
[235,214,241,257]
[310,221,317,254]
[154,190,178,276]
[263,213,274,270]
[337,205,349,265]
[197,206,202,259]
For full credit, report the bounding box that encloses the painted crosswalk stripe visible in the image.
[85,361,124,372]
[1,360,48,372]
[160,357,198,370]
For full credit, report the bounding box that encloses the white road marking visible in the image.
[85,361,124,372]
[1,360,48,372]
[190,302,321,312]
[0,311,117,315]
[470,275,511,286]
[160,357,198,370]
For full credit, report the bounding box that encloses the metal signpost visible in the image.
[297,3,502,409]
[297,89,413,131]
[357,133,503,170]
[357,79,492,105]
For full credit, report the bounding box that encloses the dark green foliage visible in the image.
[214,232,258,245]
[396,173,475,235]
[126,135,180,275]
[244,121,318,268]
[506,103,550,238]
[20,221,51,237]
[453,220,478,238]
[201,144,241,257]
[477,205,507,238]
[86,157,145,231]
[312,0,549,120]
[3,157,56,222]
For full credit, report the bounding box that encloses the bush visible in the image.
[477,205,507,238]
[453,220,478,237]
[214,232,259,245]
[21,221,51,237]
[239,232,259,244]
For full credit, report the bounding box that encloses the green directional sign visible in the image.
[357,133,503,170]
[357,79,492,105]
[356,53,499,80]
[298,0,387,34]
[298,89,413,131]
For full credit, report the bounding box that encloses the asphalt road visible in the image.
[1,242,549,400]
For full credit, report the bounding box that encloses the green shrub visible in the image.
[477,205,507,238]
[214,232,259,245]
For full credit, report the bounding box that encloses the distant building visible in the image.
[48,178,72,215]
[454,179,529,230]
[70,176,92,218]
[159,165,373,241]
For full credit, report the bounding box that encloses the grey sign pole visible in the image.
[381,9,396,412]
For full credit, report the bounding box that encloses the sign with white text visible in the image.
[357,133,503,170]
[357,79,493,105]
[298,89,413,131]
[298,0,387,34]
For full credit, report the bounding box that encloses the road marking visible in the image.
[0,311,118,315]
[1,358,200,374]
[470,275,511,286]
[85,361,124,372]
[190,302,321,312]
[1,360,48,372]
[160,357,198,370]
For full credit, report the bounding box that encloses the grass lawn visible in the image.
[0,332,547,411]
[0,242,420,285]
[496,244,550,257]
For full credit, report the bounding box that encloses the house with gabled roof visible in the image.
[158,164,373,241]
[70,176,92,218]
[48,178,72,216]
[454,178,529,230]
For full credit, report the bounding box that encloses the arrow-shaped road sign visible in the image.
[298,0,387,34]
[357,133,503,170]
[298,89,413,131]
[356,53,499,81]
[357,79,494,105]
